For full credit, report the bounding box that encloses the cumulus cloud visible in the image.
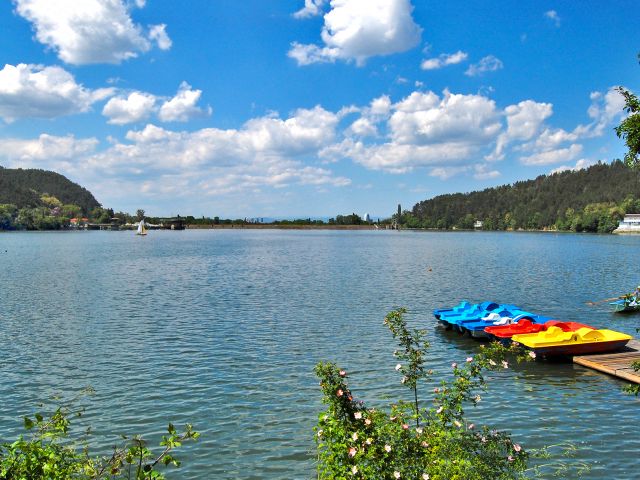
[158,82,211,122]
[0,134,98,171]
[293,0,327,18]
[550,159,594,175]
[465,55,503,77]
[545,10,561,27]
[288,0,422,66]
[490,100,553,159]
[102,91,157,125]
[421,51,468,70]
[520,143,583,166]
[322,90,502,174]
[148,24,172,50]
[576,87,626,137]
[13,0,171,65]
[0,63,113,122]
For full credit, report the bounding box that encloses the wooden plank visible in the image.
[573,342,640,384]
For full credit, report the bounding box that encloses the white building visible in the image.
[614,214,640,233]
[364,213,371,222]
[473,220,483,229]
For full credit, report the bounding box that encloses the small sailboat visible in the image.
[136,219,148,236]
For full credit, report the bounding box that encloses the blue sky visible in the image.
[0,0,638,218]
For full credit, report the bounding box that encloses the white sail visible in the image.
[137,219,147,235]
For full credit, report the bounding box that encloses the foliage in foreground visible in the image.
[315,308,533,480]
[0,392,198,480]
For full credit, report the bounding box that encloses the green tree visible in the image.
[615,85,640,168]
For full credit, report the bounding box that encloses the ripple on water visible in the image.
[1,230,640,479]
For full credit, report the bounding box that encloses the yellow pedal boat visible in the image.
[511,326,632,356]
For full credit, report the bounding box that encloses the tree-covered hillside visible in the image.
[0,167,100,213]
[404,160,640,232]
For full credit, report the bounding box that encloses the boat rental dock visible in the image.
[573,339,640,384]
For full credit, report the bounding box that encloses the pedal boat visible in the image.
[511,326,632,356]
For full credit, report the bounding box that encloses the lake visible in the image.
[1,229,639,478]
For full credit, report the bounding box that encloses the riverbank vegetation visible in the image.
[399,161,640,233]
[0,389,198,479]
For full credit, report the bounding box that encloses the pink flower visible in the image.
[352,432,358,441]
[468,423,474,430]
[481,436,487,443]
[451,362,457,368]
[337,389,344,397]
[339,370,347,377]
[466,357,473,363]
[364,418,371,426]
[354,412,362,420]
[384,444,392,453]
[529,351,537,359]
[433,387,440,393]
[513,443,522,452]
[508,455,514,462]
[402,423,409,430]
[421,441,428,447]
[348,447,357,457]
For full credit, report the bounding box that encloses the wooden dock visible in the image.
[573,339,640,384]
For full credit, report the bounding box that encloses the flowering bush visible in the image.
[315,308,530,479]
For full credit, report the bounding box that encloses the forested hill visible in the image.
[408,160,640,232]
[0,167,100,214]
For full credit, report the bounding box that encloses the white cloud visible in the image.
[576,87,626,137]
[0,134,98,170]
[158,82,211,122]
[550,159,594,175]
[288,0,422,66]
[421,51,468,70]
[13,0,171,65]
[473,163,501,180]
[293,0,327,19]
[520,143,583,166]
[0,63,113,122]
[148,24,172,50]
[465,55,503,77]
[323,90,501,174]
[545,10,561,27]
[102,91,157,125]
[490,100,553,159]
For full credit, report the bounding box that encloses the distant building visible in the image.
[474,220,483,229]
[614,214,640,233]
[364,213,371,222]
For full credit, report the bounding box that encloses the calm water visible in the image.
[1,229,639,479]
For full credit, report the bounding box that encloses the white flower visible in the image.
[354,412,362,420]
[529,351,537,359]
[317,429,323,437]
[502,360,509,369]
[366,437,373,445]
[474,394,482,403]
[385,444,392,452]
[352,432,358,441]
[466,356,473,363]
[454,420,462,428]
[395,363,402,371]
[394,472,401,479]
[416,427,423,434]
[422,475,430,480]
[352,465,358,474]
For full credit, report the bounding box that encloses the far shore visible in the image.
[186,224,379,230]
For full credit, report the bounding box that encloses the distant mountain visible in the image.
[0,167,101,214]
[408,160,640,232]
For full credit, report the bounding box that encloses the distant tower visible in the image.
[397,204,401,217]
[364,213,371,222]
